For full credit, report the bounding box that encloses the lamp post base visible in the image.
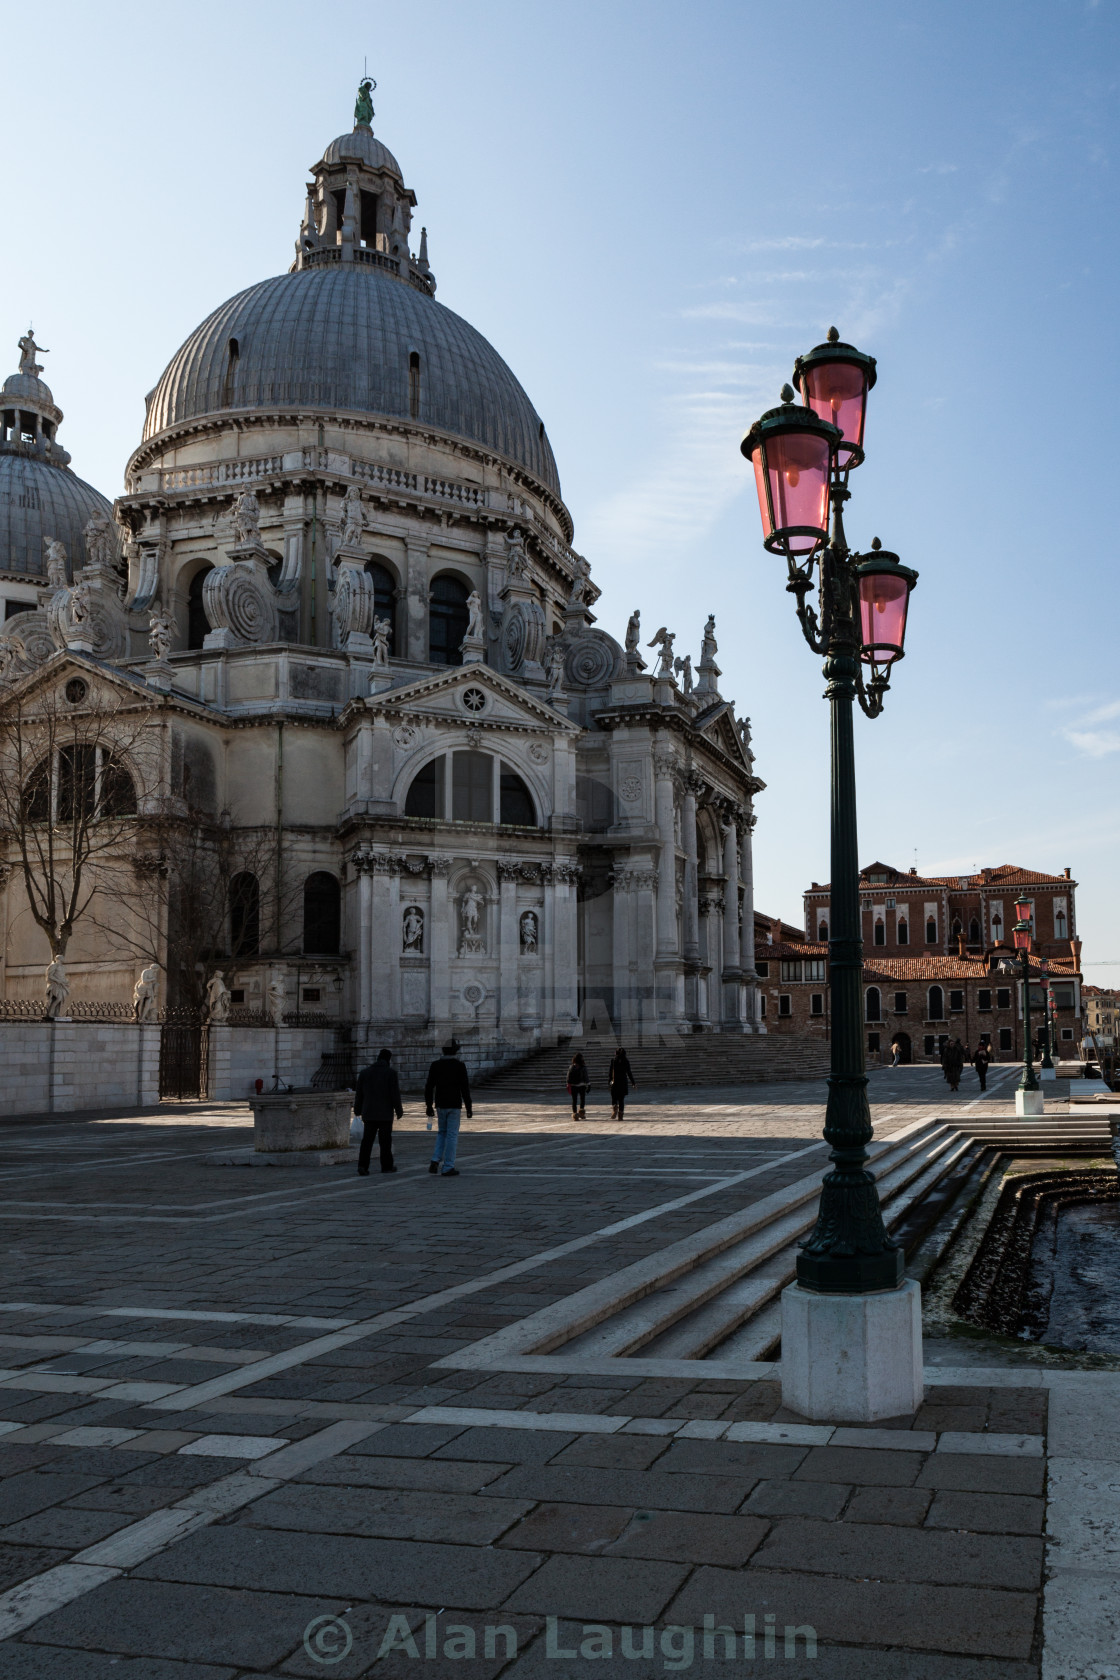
[1040,1066,1057,1083]
[1015,1087,1045,1117]
[780,1279,924,1423]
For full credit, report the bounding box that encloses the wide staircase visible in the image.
[479,1032,832,1094]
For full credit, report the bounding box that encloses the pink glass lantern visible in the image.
[1013,894,1033,951]
[740,388,839,557]
[793,329,877,469]
[854,544,918,666]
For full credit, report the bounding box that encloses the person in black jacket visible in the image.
[353,1048,404,1175]
[608,1047,636,1120]
[424,1043,472,1176]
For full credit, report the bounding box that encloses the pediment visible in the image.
[362,664,580,734]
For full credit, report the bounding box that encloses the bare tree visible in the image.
[0,667,157,963]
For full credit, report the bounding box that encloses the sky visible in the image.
[4,0,1119,982]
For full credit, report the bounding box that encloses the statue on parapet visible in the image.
[205,971,231,1024]
[148,607,172,663]
[45,539,68,590]
[83,510,115,570]
[465,590,485,640]
[674,653,693,694]
[340,484,366,548]
[44,956,70,1021]
[266,975,286,1027]
[231,489,262,547]
[701,614,717,664]
[647,625,676,680]
[132,964,159,1023]
[372,616,391,666]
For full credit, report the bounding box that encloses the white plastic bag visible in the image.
[349,1115,363,1144]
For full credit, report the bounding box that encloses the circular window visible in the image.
[461,687,487,715]
[64,678,88,705]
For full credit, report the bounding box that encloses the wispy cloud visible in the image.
[1056,696,1120,756]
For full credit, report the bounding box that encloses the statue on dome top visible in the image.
[354,76,376,129]
[18,329,47,378]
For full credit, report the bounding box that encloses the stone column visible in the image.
[552,862,580,1034]
[354,851,374,1026]
[682,774,702,1022]
[610,866,635,1040]
[739,809,759,1030]
[498,861,520,1043]
[722,816,743,1030]
[653,753,679,960]
[428,856,452,1030]
[405,538,430,663]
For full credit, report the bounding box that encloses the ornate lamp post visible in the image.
[1039,957,1055,1077]
[1012,894,1044,1115]
[741,329,920,1420]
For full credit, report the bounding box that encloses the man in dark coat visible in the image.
[424,1042,472,1177]
[354,1048,403,1175]
[608,1047,636,1120]
[972,1042,991,1092]
[940,1037,965,1093]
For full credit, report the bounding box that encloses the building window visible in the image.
[868,1032,881,1055]
[24,747,136,825]
[778,994,792,1017]
[866,986,882,1022]
[949,989,964,1012]
[897,917,908,945]
[365,560,397,654]
[229,989,245,1004]
[229,872,260,958]
[817,920,828,941]
[978,988,992,1011]
[408,351,421,420]
[1051,983,1075,1010]
[428,575,470,665]
[187,567,212,650]
[928,985,945,1020]
[780,960,803,982]
[1056,909,1067,938]
[5,599,33,619]
[923,1035,936,1056]
[404,756,444,819]
[499,767,536,827]
[997,987,1011,1010]
[999,1027,1013,1052]
[893,991,907,1014]
[755,961,769,979]
[302,987,321,1003]
[991,910,1003,941]
[810,993,824,1016]
[1061,1027,1073,1040]
[873,919,885,946]
[969,917,981,945]
[222,338,239,407]
[759,993,767,1016]
[452,750,492,822]
[805,959,826,982]
[926,918,937,944]
[302,872,341,954]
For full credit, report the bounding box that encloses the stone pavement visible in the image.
[0,1064,1110,1677]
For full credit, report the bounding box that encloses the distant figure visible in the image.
[972,1042,991,1093]
[424,1042,472,1176]
[941,1037,965,1093]
[890,1039,901,1067]
[567,1051,590,1120]
[608,1046,636,1120]
[354,1047,403,1175]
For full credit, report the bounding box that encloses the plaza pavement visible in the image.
[0,1064,1111,1677]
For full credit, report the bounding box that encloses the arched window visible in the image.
[991,910,1003,941]
[968,917,981,946]
[452,750,492,822]
[951,917,963,939]
[229,872,260,958]
[925,917,937,944]
[409,351,421,420]
[817,920,829,942]
[100,757,137,817]
[866,986,882,1022]
[222,338,239,408]
[365,560,397,655]
[873,919,885,947]
[928,985,945,1020]
[428,575,470,665]
[1055,909,1067,938]
[499,765,536,827]
[405,756,445,819]
[187,569,212,650]
[24,748,135,823]
[303,872,340,954]
[897,917,908,945]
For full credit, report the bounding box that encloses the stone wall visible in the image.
[207,1025,339,1100]
[0,1022,160,1117]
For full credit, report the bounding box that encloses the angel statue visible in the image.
[646,625,676,679]
[674,653,693,694]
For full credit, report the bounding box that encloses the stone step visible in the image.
[481,1035,831,1092]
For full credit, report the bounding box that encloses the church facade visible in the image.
[0,90,763,1073]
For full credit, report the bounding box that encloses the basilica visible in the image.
[0,87,763,1080]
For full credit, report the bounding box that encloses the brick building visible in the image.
[755,863,1084,1065]
[804,862,1077,961]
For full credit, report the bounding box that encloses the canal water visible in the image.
[1032,1199,1120,1354]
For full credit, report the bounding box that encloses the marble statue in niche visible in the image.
[402,905,424,953]
[458,884,485,956]
[520,910,538,954]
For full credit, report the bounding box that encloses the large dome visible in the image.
[143,265,562,499]
[0,454,114,579]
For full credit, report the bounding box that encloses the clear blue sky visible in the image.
[5,1,1118,982]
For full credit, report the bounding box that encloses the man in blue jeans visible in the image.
[424,1042,473,1176]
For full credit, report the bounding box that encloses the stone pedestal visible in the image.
[459,632,486,665]
[250,1090,352,1154]
[780,1280,924,1423]
[1015,1086,1045,1116]
[1040,1066,1057,1082]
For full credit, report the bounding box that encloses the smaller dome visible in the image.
[317,127,403,179]
[2,371,56,408]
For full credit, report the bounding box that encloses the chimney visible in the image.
[1072,938,1082,967]
[908,866,917,876]
[1064,867,1071,879]
[957,934,966,957]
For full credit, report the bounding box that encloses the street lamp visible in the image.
[1012,894,1043,1114]
[742,329,920,1421]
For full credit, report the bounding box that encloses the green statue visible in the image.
[354,77,375,128]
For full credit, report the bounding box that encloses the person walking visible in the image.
[608,1046,636,1119]
[424,1042,472,1176]
[972,1041,991,1092]
[890,1039,901,1068]
[353,1048,403,1175]
[941,1036,965,1093]
[567,1051,590,1120]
